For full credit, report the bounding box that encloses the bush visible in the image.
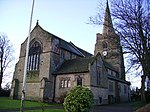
[0,89,10,97]
[63,86,93,112]
[145,91,150,103]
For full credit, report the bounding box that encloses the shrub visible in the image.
[63,86,93,112]
[0,89,10,97]
[145,91,150,103]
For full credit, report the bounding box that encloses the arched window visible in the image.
[27,41,41,71]
[60,79,71,88]
[102,41,107,49]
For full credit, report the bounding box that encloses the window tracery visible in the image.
[27,41,41,71]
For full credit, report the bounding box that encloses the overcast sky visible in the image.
[0,0,141,88]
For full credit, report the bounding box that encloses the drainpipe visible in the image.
[52,75,56,102]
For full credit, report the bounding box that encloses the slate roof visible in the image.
[53,57,95,75]
[53,53,117,75]
[69,42,93,57]
[59,39,83,56]
[108,75,131,85]
[51,34,93,57]
[103,60,117,72]
[77,47,93,57]
[34,24,92,57]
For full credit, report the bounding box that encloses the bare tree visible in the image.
[0,33,14,92]
[89,0,150,101]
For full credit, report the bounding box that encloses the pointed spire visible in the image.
[102,0,115,35]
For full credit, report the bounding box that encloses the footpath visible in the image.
[91,103,133,112]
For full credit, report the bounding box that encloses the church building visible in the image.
[10,2,130,105]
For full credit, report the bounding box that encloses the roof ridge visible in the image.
[69,42,85,57]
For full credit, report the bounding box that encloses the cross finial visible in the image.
[36,20,39,26]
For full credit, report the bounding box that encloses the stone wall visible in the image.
[90,87,108,105]
[119,82,130,102]
[108,79,116,104]
[90,54,108,88]
[10,25,54,101]
[55,73,90,103]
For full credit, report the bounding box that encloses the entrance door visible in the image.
[108,95,114,104]
[13,79,19,99]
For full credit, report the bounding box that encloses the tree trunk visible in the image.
[0,75,2,93]
[0,48,3,94]
[141,75,146,102]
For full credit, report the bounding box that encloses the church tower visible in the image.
[94,1,125,80]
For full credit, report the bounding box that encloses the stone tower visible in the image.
[94,1,125,80]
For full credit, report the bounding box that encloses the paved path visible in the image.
[91,103,133,112]
[0,103,133,112]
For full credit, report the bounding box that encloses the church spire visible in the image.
[102,0,115,35]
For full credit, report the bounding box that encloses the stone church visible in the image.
[10,2,130,104]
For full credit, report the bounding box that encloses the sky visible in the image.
[0,0,141,88]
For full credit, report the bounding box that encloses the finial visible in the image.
[36,20,39,25]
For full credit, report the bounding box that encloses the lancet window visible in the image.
[27,41,41,71]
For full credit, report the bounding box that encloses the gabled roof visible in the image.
[52,34,89,57]
[103,59,117,72]
[69,42,93,57]
[53,53,118,75]
[108,75,131,85]
[53,57,95,75]
[33,23,93,57]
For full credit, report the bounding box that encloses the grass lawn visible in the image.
[0,97,65,112]
[131,101,148,111]
[26,109,65,112]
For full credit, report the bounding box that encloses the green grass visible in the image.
[0,97,64,112]
[0,97,49,109]
[25,109,65,112]
[131,101,147,111]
